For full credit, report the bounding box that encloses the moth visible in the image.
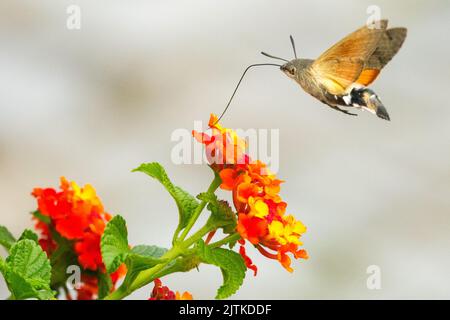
[216,20,407,123]
[265,20,407,120]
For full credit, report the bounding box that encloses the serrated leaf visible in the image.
[2,239,54,300]
[197,192,237,234]
[197,240,246,299]
[18,229,39,244]
[6,240,51,284]
[133,162,199,232]
[101,215,130,273]
[0,225,16,251]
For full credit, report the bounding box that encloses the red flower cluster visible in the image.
[149,279,193,300]
[193,114,308,273]
[32,177,126,299]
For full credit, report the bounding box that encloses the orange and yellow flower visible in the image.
[193,114,308,273]
[32,177,127,299]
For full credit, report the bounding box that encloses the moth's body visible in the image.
[278,20,407,120]
[284,58,388,118]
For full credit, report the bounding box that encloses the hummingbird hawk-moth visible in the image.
[217,20,407,122]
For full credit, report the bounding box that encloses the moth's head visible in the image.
[263,35,300,79]
[280,61,297,79]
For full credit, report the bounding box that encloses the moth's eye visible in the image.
[289,67,296,75]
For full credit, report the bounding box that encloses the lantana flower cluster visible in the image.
[32,177,126,299]
[193,114,308,273]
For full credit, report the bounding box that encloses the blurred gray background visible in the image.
[1,0,449,299]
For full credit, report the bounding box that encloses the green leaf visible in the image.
[128,245,167,270]
[197,192,237,234]
[98,272,113,299]
[32,210,51,225]
[133,162,199,233]
[131,245,167,260]
[0,225,16,251]
[122,245,168,288]
[18,229,39,244]
[101,215,130,274]
[196,240,246,299]
[2,239,54,300]
[6,240,51,285]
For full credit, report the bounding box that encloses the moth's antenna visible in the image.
[260,51,289,62]
[290,35,297,59]
[214,63,281,125]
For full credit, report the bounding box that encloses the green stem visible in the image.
[130,224,213,290]
[182,224,215,248]
[104,246,181,300]
[104,283,129,300]
[209,233,241,248]
[178,173,221,242]
[151,252,199,279]
[129,252,179,291]
[172,226,182,246]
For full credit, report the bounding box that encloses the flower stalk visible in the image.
[177,172,222,242]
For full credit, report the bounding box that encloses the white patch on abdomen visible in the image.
[343,94,352,105]
[363,106,376,114]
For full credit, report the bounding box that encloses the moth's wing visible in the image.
[365,28,407,70]
[357,27,407,86]
[355,68,380,86]
[310,20,388,95]
[312,57,365,95]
